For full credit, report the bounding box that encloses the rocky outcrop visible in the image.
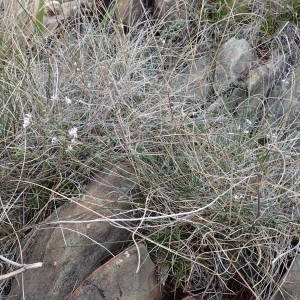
[9,163,135,300]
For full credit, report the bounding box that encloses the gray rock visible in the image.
[214,37,255,94]
[248,52,286,97]
[268,64,300,126]
[213,38,255,112]
[9,163,135,300]
[240,51,286,117]
[68,243,162,300]
[272,255,300,300]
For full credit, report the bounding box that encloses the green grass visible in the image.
[35,0,46,34]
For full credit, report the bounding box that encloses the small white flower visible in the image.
[246,119,252,125]
[66,144,73,152]
[65,97,72,104]
[68,127,78,142]
[266,132,277,142]
[50,94,60,102]
[244,130,249,134]
[51,137,58,145]
[23,113,32,128]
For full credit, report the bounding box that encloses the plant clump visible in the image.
[0,1,299,299]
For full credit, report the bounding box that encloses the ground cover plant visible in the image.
[0,0,299,299]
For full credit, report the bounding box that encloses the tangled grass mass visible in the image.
[0,1,299,299]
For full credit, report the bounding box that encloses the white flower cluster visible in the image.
[68,127,78,142]
[50,127,79,153]
[66,127,79,153]
[23,113,32,128]
[50,94,72,105]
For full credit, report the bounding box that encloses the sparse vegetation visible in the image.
[0,1,299,299]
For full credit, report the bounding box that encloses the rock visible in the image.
[271,255,300,300]
[214,37,255,93]
[248,52,285,97]
[153,0,177,20]
[9,163,135,300]
[68,243,162,300]
[213,38,255,112]
[268,63,300,126]
[115,0,145,26]
[239,51,286,117]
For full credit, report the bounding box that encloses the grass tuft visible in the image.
[0,0,299,299]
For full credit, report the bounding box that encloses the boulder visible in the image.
[9,163,135,300]
[68,243,162,300]
[214,38,255,92]
[213,38,255,112]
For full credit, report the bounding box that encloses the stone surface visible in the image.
[116,0,145,26]
[248,52,285,97]
[68,243,162,300]
[9,163,135,300]
[272,255,300,300]
[213,38,256,113]
[1,0,79,37]
[268,63,300,126]
[239,51,286,117]
[214,37,255,94]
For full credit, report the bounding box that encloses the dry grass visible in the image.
[0,0,299,299]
